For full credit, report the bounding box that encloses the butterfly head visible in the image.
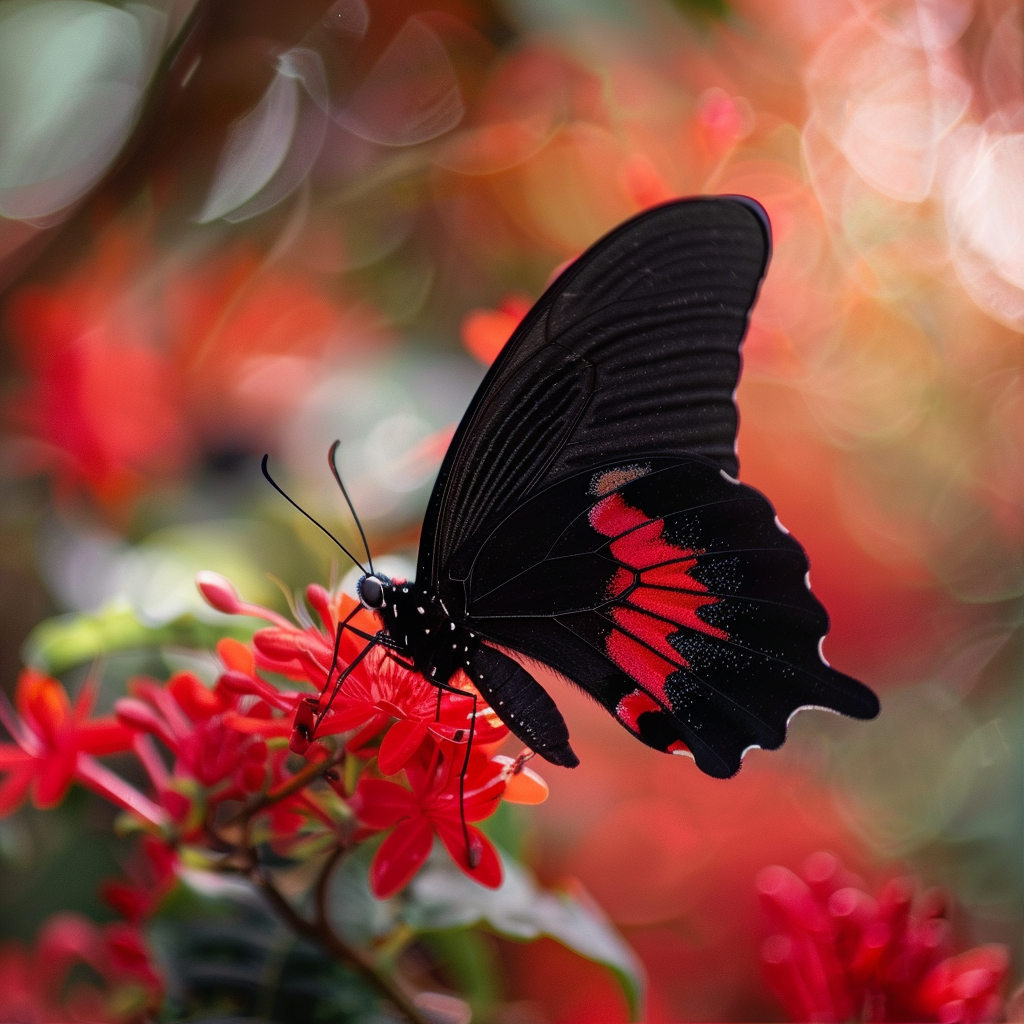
[356,573,392,611]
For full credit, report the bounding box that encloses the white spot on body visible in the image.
[720,469,740,485]
[804,571,812,590]
[417,607,424,614]
[817,636,831,666]
[450,622,455,631]
[774,515,790,534]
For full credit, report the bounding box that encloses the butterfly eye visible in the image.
[358,575,385,609]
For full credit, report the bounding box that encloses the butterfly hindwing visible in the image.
[463,459,879,777]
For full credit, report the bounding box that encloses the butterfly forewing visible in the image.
[419,197,771,602]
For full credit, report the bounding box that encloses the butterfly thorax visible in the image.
[373,578,476,687]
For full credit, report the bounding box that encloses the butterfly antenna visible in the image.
[261,455,368,574]
[328,440,374,576]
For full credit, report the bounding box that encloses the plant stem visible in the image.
[252,866,433,1024]
[225,750,344,829]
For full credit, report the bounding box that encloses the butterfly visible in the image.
[271,195,879,779]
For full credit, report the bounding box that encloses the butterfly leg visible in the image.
[455,689,479,869]
[341,623,408,654]
[316,634,379,729]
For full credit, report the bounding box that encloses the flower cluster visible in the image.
[1,571,547,907]
[0,837,173,1024]
[194,571,546,894]
[0,913,162,1024]
[757,852,1008,1023]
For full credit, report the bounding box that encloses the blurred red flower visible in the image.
[4,222,380,511]
[0,668,159,823]
[115,669,277,829]
[460,293,531,365]
[758,852,1008,1023]
[100,835,178,924]
[5,224,185,508]
[0,912,162,1024]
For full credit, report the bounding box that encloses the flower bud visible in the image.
[195,571,242,614]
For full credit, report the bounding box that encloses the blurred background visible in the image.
[0,0,1020,1020]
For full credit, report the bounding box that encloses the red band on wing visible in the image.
[615,689,662,731]
[589,489,730,701]
[606,626,677,701]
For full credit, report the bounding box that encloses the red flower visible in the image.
[0,669,163,826]
[758,852,1009,1023]
[354,745,507,898]
[318,645,507,772]
[115,670,276,825]
[0,912,162,1023]
[100,836,177,924]
[460,293,531,365]
[205,576,509,769]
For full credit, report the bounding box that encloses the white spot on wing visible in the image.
[786,702,842,729]
[817,636,831,666]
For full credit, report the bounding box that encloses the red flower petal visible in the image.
[216,637,256,676]
[377,719,428,776]
[168,671,225,720]
[77,718,135,755]
[223,712,291,737]
[352,778,418,829]
[0,744,33,769]
[33,746,76,808]
[369,817,433,899]
[434,818,502,889]
[17,670,70,743]
[0,765,34,816]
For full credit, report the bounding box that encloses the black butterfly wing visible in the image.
[459,458,879,777]
[415,195,878,775]
[418,196,771,615]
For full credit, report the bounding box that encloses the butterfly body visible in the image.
[350,196,879,778]
[362,575,471,685]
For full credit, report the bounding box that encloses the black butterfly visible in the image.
[270,195,879,779]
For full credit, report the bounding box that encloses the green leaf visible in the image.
[666,0,730,22]
[155,869,399,1023]
[419,928,502,1022]
[22,605,255,676]
[326,841,400,947]
[403,848,646,1021]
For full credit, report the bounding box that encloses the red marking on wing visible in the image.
[589,491,647,536]
[610,605,680,664]
[615,689,662,731]
[629,583,728,640]
[605,627,676,702]
[611,519,681,568]
[589,490,730,695]
[608,566,632,598]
